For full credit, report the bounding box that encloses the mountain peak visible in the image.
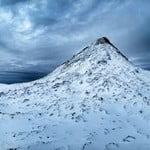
[95,37,111,45]
[95,37,117,49]
[60,37,129,72]
[95,37,128,61]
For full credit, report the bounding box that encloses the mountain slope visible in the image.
[0,37,150,150]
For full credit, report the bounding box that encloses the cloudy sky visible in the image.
[0,0,150,83]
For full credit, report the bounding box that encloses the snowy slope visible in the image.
[0,37,150,150]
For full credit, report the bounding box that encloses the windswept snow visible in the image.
[0,37,150,150]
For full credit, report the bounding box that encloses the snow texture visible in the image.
[0,37,150,150]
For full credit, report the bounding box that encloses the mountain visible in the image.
[0,37,150,150]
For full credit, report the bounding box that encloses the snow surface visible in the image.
[0,37,150,150]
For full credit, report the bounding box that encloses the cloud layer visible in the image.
[0,0,150,73]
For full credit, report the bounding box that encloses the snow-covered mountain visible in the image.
[1,37,150,150]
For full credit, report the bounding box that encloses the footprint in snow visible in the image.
[123,135,136,142]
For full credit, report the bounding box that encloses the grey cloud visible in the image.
[0,0,150,77]
[0,0,30,6]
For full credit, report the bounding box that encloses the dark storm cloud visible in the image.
[121,17,150,67]
[0,0,29,6]
[132,20,150,54]
[0,0,150,77]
